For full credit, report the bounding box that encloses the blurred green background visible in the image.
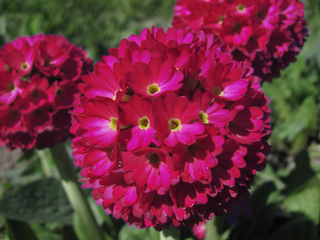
[0,0,174,61]
[0,0,320,239]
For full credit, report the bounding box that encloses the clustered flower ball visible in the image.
[172,0,308,82]
[71,27,271,230]
[0,34,93,151]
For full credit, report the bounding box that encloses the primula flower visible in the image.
[3,36,34,75]
[153,91,205,147]
[172,0,308,82]
[0,33,92,151]
[119,95,158,150]
[79,98,120,148]
[126,59,184,97]
[0,71,23,105]
[121,148,179,194]
[71,27,271,230]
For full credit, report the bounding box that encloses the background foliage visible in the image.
[0,0,320,239]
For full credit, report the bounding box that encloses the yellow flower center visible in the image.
[56,88,63,96]
[229,120,235,130]
[218,15,224,24]
[187,143,198,155]
[199,111,209,124]
[21,62,29,71]
[148,153,161,165]
[147,83,161,95]
[237,4,246,12]
[212,86,223,96]
[139,116,150,130]
[122,94,131,102]
[33,109,41,116]
[168,118,182,131]
[7,83,15,91]
[31,90,39,99]
[44,58,50,67]
[187,78,198,92]
[232,22,242,32]
[11,109,18,116]
[257,10,264,19]
[110,117,118,130]
[4,65,10,71]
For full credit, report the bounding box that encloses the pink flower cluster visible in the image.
[0,34,92,151]
[71,27,271,230]
[172,0,308,82]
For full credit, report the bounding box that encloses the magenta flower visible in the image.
[126,59,184,97]
[4,36,34,75]
[119,95,158,150]
[0,71,23,105]
[153,91,205,147]
[192,90,230,129]
[79,98,119,148]
[0,34,93,151]
[71,27,271,230]
[121,148,179,194]
[80,58,126,100]
[172,0,308,82]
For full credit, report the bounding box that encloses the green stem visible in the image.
[37,149,53,177]
[50,142,105,240]
[204,217,220,240]
[160,226,180,240]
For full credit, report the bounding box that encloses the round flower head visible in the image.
[0,34,93,151]
[71,27,271,230]
[172,0,308,82]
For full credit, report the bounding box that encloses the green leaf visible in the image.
[6,219,38,240]
[250,182,276,211]
[20,157,42,176]
[16,150,36,163]
[265,219,316,240]
[30,223,62,240]
[283,175,320,225]
[6,219,62,240]
[245,182,277,239]
[118,224,158,240]
[254,164,285,190]
[249,203,278,239]
[73,213,90,240]
[0,178,73,224]
[220,228,231,240]
[87,196,116,238]
[228,182,276,240]
[204,218,219,240]
[149,227,161,240]
[282,150,315,195]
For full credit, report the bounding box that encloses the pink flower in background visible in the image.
[192,220,207,240]
[0,33,93,151]
[71,27,271,230]
[172,0,308,82]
